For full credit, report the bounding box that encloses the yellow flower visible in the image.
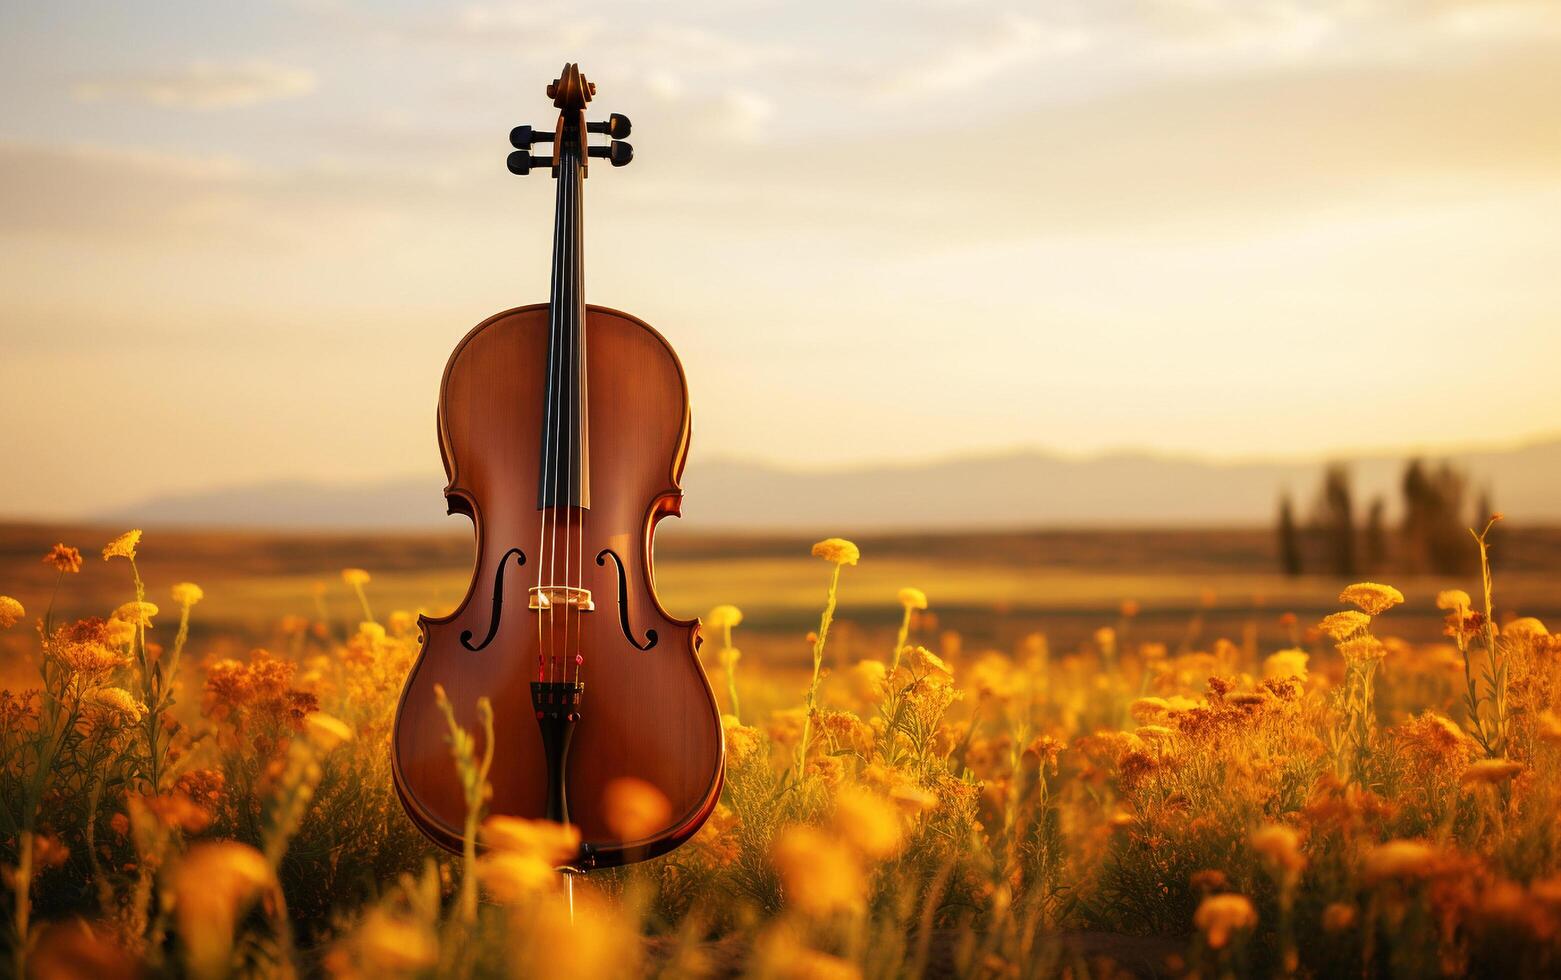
[341,568,371,587]
[1262,649,1309,680]
[43,544,83,574]
[772,824,864,917]
[897,587,927,611]
[102,529,142,561]
[305,712,353,751]
[1435,589,1472,613]
[112,601,159,628]
[603,777,672,841]
[722,720,764,761]
[84,686,145,721]
[482,815,581,865]
[1364,839,1436,882]
[1194,893,1257,949]
[905,645,953,678]
[1251,824,1304,874]
[833,786,902,860]
[1336,635,1386,664]
[1338,582,1404,616]
[810,538,860,566]
[351,908,437,972]
[387,609,417,634]
[1503,617,1548,639]
[1460,758,1523,787]
[171,582,204,607]
[718,646,742,671]
[0,596,24,630]
[1317,611,1370,641]
[171,842,274,979]
[707,604,743,629]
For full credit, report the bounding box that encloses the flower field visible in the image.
[3,524,1561,978]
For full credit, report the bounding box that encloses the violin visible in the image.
[392,65,724,868]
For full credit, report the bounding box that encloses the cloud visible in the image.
[876,13,1089,99]
[72,59,316,110]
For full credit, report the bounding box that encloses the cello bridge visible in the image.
[529,585,595,611]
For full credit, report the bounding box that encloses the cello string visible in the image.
[560,148,575,692]
[541,140,568,685]
[572,152,587,690]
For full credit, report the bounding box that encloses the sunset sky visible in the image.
[3,1,1560,520]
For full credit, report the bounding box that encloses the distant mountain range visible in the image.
[93,438,1561,530]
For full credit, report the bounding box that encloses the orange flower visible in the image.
[1195,893,1257,949]
[42,543,82,574]
[603,777,672,841]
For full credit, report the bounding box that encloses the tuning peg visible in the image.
[587,141,633,167]
[587,113,632,139]
[506,151,550,176]
[509,125,554,149]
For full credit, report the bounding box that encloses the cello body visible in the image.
[390,68,724,868]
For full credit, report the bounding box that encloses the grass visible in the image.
[2,522,1561,977]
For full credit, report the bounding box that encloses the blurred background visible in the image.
[3,0,1559,667]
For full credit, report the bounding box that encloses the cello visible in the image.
[391,64,724,869]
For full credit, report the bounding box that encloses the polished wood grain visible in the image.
[391,303,724,865]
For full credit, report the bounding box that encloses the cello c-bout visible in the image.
[390,65,724,868]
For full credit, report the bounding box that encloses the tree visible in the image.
[1315,463,1357,577]
[1277,493,1303,577]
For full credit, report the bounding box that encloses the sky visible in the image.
[2,0,1559,519]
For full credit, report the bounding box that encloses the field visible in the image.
[3,521,1561,977]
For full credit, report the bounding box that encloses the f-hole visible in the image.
[461,548,527,651]
[596,549,658,651]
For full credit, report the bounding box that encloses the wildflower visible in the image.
[84,686,146,721]
[1322,902,1358,933]
[387,609,416,634]
[170,582,204,607]
[1251,824,1305,875]
[1262,649,1309,680]
[112,601,158,628]
[772,824,864,916]
[718,646,742,671]
[1503,617,1548,639]
[1190,869,1229,893]
[810,537,860,566]
[1364,839,1436,882]
[102,529,142,561]
[341,568,371,586]
[723,719,764,762]
[104,618,136,648]
[707,604,743,629]
[305,711,353,751]
[897,587,927,611]
[833,786,902,860]
[1194,894,1257,949]
[52,619,129,677]
[904,645,953,679]
[171,842,273,979]
[482,815,581,865]
[43,544,82,574]
[1336,635,1386,664]
[1436,589,1472,614]
[603,777,672,841]
[1339,582,1404,616]
[1460,758,1523,787]
[1317,611,1370,641]
[352,908,438,972]
[0,596,23,629]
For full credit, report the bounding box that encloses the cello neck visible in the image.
[539,134,590,510]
